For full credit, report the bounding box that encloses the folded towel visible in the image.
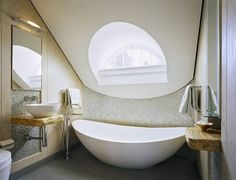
[0,139,15,148]
[59,88,82,115]
[179,85,201,113]
[207,85,218,114]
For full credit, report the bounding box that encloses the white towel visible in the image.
[58,89,82,115]
[58,90,67,114]
[191,87,201,111]
[67,88,82,115]
[179,85,192,113]
[67,88,81,106]
[207,85,218,114]
[179,85,201,113]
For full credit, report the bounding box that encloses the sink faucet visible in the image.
[24,95,39,102]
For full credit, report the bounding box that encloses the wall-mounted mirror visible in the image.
[11,26,42,90]
[207,0,220,117]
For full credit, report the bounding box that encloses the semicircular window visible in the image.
[89,22,167,85]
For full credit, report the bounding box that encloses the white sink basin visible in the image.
[24,103,59,117]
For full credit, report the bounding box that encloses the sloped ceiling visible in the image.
[32,0,202,98]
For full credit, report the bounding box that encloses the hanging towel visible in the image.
[58,89,82,115]
[67,88,81,105]
[191,87,201,111]
[207,85,218,114]
[67,88,82,115]
[179,85,192,113]
[58,90,67,114]
[179,85,201,113]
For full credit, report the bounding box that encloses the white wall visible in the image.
[32,0,202,99]
[13,26,41,55]
[44,33,83,103]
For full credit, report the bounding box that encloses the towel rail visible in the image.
[64,112,70,159]
[60,88,81,159]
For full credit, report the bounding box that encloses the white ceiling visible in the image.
[32,0,202,99]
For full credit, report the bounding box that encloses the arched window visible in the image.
[106,45,165,69]
[89,22,167,85]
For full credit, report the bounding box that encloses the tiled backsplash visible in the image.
[11,90,41,162]
[81,86,193,127]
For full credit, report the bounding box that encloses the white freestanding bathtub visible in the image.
[72,120,185,169]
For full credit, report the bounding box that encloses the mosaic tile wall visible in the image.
[81,86,193,127]
[11,90,41,162]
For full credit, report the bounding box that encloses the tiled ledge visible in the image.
[11,115,63,127]
[185,127,221,152]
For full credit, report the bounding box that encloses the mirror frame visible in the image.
[11,23,43,91]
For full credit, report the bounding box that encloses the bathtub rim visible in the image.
[72,119,186,144]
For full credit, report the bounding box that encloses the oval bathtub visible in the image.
[72,120,186,169]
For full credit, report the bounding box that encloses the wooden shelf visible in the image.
[185,127,221,152]
[11,115,63,127]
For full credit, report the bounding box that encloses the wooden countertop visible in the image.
[11,115,63,127]
[185,127,221,152]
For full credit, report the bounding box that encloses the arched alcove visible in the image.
[89,22,167,85]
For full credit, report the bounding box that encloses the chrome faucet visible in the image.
[24,95,39,102]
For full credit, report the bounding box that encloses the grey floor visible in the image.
[14,147,200,180]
